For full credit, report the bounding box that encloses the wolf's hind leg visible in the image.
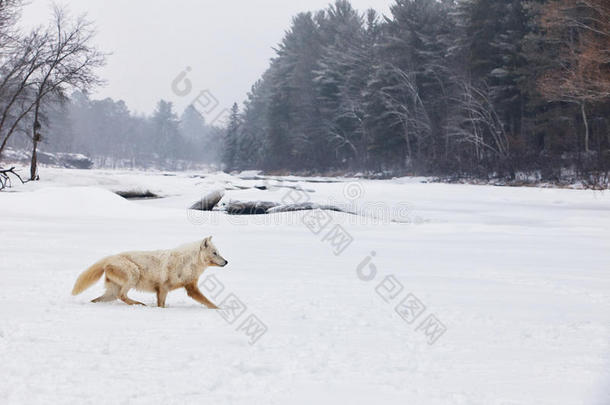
[92,279,120,303]
[106,263,146,306]
[118,285,146,306]
[92,294,116,303]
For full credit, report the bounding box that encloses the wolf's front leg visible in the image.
[156,286,169,308]
[185,282,218,309]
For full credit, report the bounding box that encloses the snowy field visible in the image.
[1,168,609,404]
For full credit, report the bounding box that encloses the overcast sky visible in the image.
[21,0,392,117]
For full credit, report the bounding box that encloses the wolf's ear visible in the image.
[203,236,212,248]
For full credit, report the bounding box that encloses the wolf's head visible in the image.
[201,236,228,267]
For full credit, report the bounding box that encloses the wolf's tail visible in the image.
[72,260,106,295]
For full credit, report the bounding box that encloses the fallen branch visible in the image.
[0,167,26,190]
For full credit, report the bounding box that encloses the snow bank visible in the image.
[1,187,164,219]
[0,169,609,404]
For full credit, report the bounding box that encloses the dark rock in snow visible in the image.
[225,200,279,215]
[267,203,352,214]
[189,190,225,211]
[116,190,160,200]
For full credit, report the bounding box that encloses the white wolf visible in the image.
[72,237,228,308]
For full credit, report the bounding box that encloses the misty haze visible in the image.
[1,1,609,404]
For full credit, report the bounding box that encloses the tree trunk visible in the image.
[30,101,41,181]
[30,135,39,181]
[404,124,412,161]
[0,137,8,163]
[581,102,590,153]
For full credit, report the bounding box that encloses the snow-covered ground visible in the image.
[1,168,609,405]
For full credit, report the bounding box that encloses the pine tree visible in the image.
[222,102,240,171]
[264,12,324,170]
[230,0,608,179]
[151,100,182,166]
[372,0,456,170]
[238,77,271,169]
[315,3,377,169]
[445,0,528,173]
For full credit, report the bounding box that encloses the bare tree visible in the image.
[0,28,49,161]
[0,0,22,45]
[28,6,105,180]
[0,4,104,179]
[378,64,432,163]
[446,81,509,162]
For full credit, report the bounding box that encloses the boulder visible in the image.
[189,189,225,211]
[267,203,350,214]
[116,190,159,200]
[225,200,279,215]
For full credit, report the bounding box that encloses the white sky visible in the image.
[21,0,392,116]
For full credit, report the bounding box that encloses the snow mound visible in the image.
[0,187,153,218]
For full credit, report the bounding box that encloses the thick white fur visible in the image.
[72,237,227,308]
